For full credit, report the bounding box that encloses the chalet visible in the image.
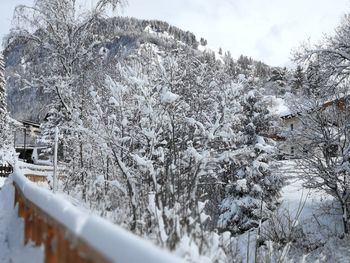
[273,95,350,158]
[10,119,49,163]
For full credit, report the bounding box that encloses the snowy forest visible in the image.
[1,0,350,262]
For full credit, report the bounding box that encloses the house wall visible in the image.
[277,102,346,158]
[277,117,305,157]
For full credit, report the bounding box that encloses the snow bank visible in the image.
[12,169,182,263]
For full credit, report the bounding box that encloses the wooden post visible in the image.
[18,193,26,218]
[57,230,68,263]
[66,244,73,263]
[45,225,57,263]
[33,214,43,246]
[25,205,33,244]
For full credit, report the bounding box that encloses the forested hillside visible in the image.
[4,15,271,122]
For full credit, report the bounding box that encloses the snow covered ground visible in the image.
[0,177,43,263]
[234,160,350,262]
[279,161,343,242]
[270,160,349,262]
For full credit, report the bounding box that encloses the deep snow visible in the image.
[271,160,349,262]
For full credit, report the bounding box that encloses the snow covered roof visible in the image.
[19,119,40,128]
[280,94,350,120]
[280,111,302,120]
[8,118,41,129]
[8,117,23,127]
[323,90,350,105]
[267,96,291,117]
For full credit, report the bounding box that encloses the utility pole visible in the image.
[53,127,59,193]
[23,127,27,162]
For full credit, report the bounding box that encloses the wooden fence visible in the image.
[14,182,111,263]
[13,172,182,263]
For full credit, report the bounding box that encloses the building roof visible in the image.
[280,94,350,120]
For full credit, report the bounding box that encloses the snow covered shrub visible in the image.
[176,230,241,263]
[261,207,305,246]
[256,240,293,263]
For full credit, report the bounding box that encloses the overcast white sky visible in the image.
[1,0,349,66]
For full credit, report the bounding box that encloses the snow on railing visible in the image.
[13,170,183,263]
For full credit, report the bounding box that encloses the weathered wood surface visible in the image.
[14,182,112,263]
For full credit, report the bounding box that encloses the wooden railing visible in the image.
[14,184,109,262]
[13,172,182,263]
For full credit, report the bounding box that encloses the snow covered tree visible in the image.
[0,53,10,147]
[293,13,350,234]
[0,53,6,125]
[304,60,327,97]
[291,65,305,93]
[7,0,126,191]
[7,0,124,118]
[200,37,207,46]
[294,14,350,97]
[218,85,282,234]
[71,42,245,259]
[290,94,350,233]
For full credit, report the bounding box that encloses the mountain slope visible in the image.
[4,16,271,122]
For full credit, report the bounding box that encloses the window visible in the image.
[290,123,294,131]
[291,146,294,155]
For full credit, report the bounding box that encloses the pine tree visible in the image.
[218,88,282,234]
[305,61,325,97]
[291,65,304,92]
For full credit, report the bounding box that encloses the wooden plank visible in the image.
[45,225,57,263]
[25,205,33,245]
[25,174,48,183]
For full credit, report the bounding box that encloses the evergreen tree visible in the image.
[218,87,282,234]
[218,47,223,55]
[291,65,305,92]
[200,37,207,46]
[305,60,325,97]
[268,67,289,95]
